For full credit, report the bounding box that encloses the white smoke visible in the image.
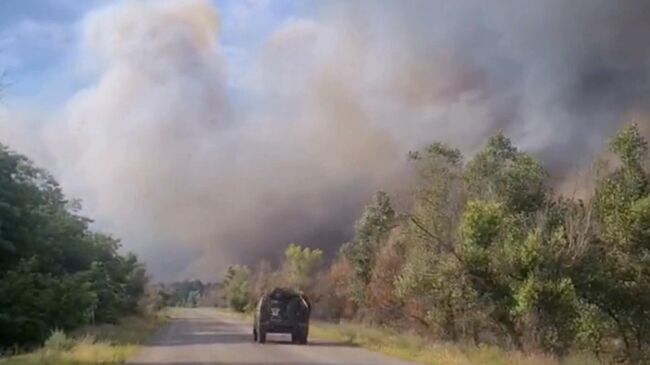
[44,0,229,260]
[37,0,403,279]
[3,0,650,279]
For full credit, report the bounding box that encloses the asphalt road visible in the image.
[128,307,420,365]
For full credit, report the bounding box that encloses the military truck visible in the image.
[253,287,311,344]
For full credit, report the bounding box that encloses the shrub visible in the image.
[43,329,74,351]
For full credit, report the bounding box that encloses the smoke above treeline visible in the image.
[4,0,650,280]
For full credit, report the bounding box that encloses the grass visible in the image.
[216,307,253,321]
[308,321,598,365]
[215,308,598,365]
[0,313,168,365]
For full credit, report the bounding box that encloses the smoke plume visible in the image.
[4,0,650,279]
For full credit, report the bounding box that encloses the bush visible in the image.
[222,265,251,312]
[43,330,74,351]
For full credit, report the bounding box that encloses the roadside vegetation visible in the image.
[217,307,597,365]
[0,314,166,365]
[222,124,650,364]
[0,143,151,348]
[0,142,165,360]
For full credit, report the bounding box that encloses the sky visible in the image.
[0,0,310,108]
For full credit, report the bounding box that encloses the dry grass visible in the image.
[309,321,599,365]
[216,307,598,365]
[0,313,168,365]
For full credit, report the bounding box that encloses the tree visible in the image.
[0,143,148,346]
[222,265,251,312]
[398,136,585,352]
[250,260,275,300]
[314,255,357,319]
[341,191,395,304]
[396,142,471,339]
[366,224,408,324]
[465,133,547,214]
[281,244,323,291]
[583,123,650,361]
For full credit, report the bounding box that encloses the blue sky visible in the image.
[0,0,316,110]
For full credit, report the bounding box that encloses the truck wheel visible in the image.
[293,330,307,345]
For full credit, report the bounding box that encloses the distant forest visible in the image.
[155,280,224,308]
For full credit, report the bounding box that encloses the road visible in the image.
[128,307,420,365]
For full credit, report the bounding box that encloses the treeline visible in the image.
[222,244,323,312]
[152,280,224,308]
[224,125,650,363]
[0,143,148,348]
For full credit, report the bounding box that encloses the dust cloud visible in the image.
[4,0,650,279]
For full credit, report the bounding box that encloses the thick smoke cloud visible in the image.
[40,0,404,280]
[4,0,650,279]
[316,0,650,169]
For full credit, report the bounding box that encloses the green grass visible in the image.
[0,313,168,365]
[215,308,598,365]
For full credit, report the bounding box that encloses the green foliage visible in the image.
[283,243,323,290]
[0,143,148,348]
[594,124,649,245]
[610,123,648,166]
[222,265,251,312]
[392,128,650,361]
[396,143,473,340]
[460,201,505,270]
[465,133,547,213]
[341,191,395,303]
[584,123,650,361]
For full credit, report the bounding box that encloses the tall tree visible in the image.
[341,191,395,304]
[585,124,650,361]
[222,265,251,312]
[282,244,323,291]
